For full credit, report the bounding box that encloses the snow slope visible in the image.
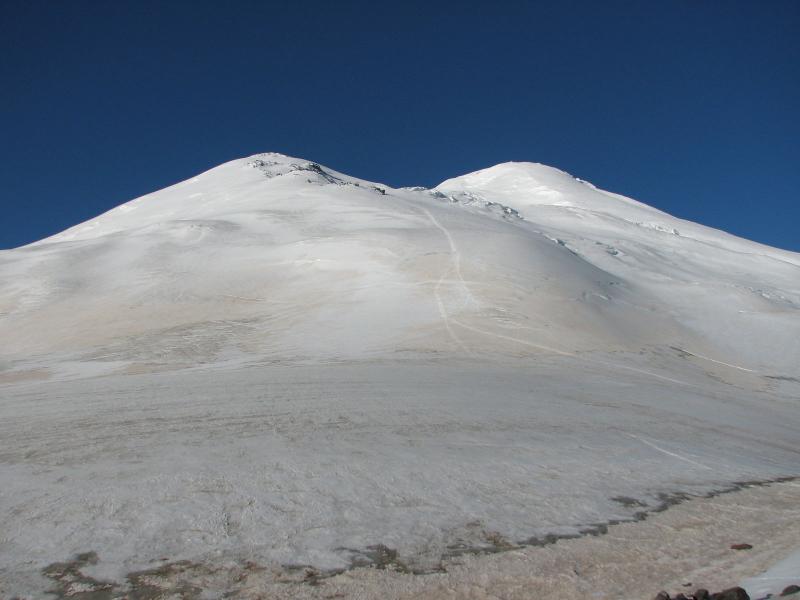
[437,161,800,372]
[0,153,798,596]
[2,153,798,375]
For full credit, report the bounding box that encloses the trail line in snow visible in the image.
[421,205,571,359]
[420,208,475,310]
[452,318,692,386]
[420,208,466,286]
[419,207,471,354]
[433,265,471,355]
[419,203,693,387]
[679,349,757,373]
[451,318,572,357]
[625,433,713,470]
[584,358,693,386]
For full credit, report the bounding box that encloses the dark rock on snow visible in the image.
[711,587,750,600]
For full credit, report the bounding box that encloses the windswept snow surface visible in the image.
[742,545,800,599]
[1,153,798,596]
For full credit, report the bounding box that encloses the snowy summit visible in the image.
[3,152,798,371]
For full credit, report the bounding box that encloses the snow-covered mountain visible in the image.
[1,153,798,597]
[1,152,798,377]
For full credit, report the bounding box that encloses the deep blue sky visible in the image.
[1,0,798,250]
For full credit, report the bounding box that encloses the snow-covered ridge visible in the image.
[1,150,798,375]
[246,153,386,194]
[437,161,800,263]
[32,152,800,263]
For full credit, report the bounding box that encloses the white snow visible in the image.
[742,545,800,598]
[0,153,798,597]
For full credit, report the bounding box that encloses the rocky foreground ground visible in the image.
[6,480,797,600]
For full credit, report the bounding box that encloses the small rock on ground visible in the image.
[781,585,800,597]
[711,587,750,600]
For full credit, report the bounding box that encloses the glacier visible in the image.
[0,153,798,596]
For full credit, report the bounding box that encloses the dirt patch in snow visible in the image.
[0,369,50,384]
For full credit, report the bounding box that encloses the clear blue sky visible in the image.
[1,0,798,251]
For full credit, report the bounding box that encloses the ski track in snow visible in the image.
[625,433,713,471]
